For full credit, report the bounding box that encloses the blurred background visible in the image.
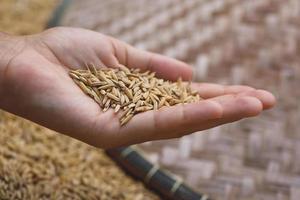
[1,0,300,200]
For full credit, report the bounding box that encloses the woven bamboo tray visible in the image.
[50,0,300,199]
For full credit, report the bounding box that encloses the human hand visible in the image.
[0,27,275,148]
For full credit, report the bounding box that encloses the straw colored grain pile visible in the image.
[0,0,57,34]
[70,66,200,125]
[0,111,158,200]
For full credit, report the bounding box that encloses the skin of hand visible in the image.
[0,27,276,149]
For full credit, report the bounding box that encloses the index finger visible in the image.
[110,38,193,81]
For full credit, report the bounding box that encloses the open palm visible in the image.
[0,27,275,148]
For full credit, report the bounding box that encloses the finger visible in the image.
[110,38,193,81]
[117,94,263,145]
[176,95,263,137]
[191,83,276,110]
[236,89,276,110]
[183,96,263,134]
[191,83,255,99]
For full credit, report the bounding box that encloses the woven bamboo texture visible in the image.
[60,0,300,199]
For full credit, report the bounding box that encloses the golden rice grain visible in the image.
[69,72,80,80]
[124,87,133,100]
[107,93,119,102]
[114,104,121,113]
[120,114,134,126]
[120,107,132,119]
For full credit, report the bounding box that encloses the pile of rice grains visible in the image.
[0,0,158,199]
[0,0,57,34]
[70,64,200,125]
[0,111,159,200]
